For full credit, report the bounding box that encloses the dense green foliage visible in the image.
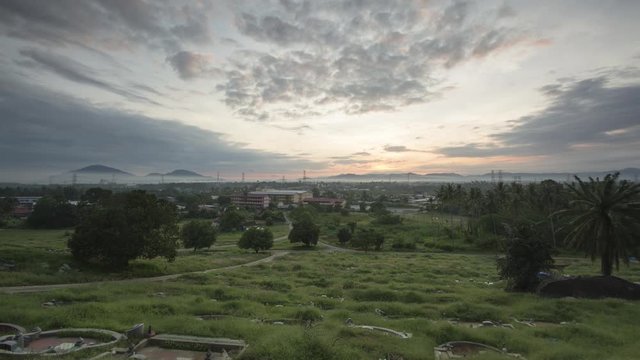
[497,228,554,291]
[219,207,247,232]
[289,218,320,246]
[181,220,217,251]
[558,173,640,275]
[27,196,78,228]
[288,206,321,246]
[351,227,384,251]
[337,227,352,244]
[238,227,274,253]
[68,190,179,268]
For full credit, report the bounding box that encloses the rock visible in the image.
[345,318,354,325]
[538,276,640,300]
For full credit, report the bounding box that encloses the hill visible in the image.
[71,165,133,176]
[165,169,204,177]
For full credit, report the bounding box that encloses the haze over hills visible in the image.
[28,164,640,185]
[44,165,212,184]
[321,168,640,183]
[71,165,133,176]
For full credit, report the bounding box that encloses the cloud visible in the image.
[18,48,161,105]
[0,76,324,182]
[437,72,640,165]
[216,0,538,121]
[383,145,427,153]
[166,51,220,80]
[0,0,214,53]
[352,152,371,156]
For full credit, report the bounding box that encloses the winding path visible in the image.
[0,218,361,295]
[0,251,291,294]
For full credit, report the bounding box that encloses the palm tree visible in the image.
[559,173,640,276]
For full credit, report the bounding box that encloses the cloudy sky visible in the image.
[1,0,639,182]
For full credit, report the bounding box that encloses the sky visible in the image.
[1,0,639,182]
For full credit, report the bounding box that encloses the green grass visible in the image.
[0,228,269,286]
[215,224,290,246]
[1,249,639,359]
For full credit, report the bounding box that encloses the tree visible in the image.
[68,191,179,268]
[219,207,246,232]
[238,227,274,253]
[497,228,554,291]
[81,188,113,203]
[337,227,352,244]
[351,228,384,252]
[289,218,320,246]
[181,220,217,251]
[27,196,77,228]
[0,197,17,227]
[558,173,640,276]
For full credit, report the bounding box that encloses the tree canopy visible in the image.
[181,220,217,251]
[27,196,78,228]
[351,227,384,252]
[68,190,179,268]
[219,207,247,232]
[238,227,274,253]
[288,211,320,246]
[558,173,640,276]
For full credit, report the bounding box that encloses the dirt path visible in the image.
[0,251,290,294]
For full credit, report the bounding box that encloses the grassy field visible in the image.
[0,228,270,286]
[317,211,479,252]
[1,249,640,359]
[215,223,290,246]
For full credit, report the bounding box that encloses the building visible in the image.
[303,197,347,207]
[230,193,270,209]
[248,190,311,205]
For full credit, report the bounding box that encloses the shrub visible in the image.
[497,234,554,291]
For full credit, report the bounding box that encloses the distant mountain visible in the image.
[71,165,133,176]
[165,169,204,177]
[145,172,164,177]
[321,168,639,182]
[424,172,463,177]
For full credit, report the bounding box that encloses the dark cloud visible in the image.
[216,0,536,121]
[166,51,221,80]
[438,73,640,161]
[383,145,427,153]
[0,0,214,53]
[0,77,323,182]
[18,48,161,105]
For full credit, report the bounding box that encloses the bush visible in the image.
[497,234,554,291]
[337,227,352,244]
[391,239,417,251]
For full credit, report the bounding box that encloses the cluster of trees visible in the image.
[0,197,17,226]
[435,179,569,247]
[496,173,640,289]
[27,197,78,228]
[336,222,384,251]
[68,190,179,268]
